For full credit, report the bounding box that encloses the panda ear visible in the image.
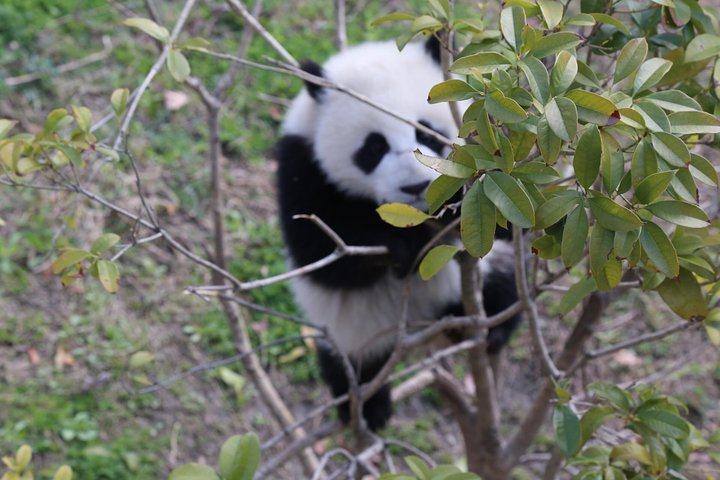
[300,60,325,101]
[425,35,441,64]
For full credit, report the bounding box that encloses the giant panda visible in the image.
[276,38,521,431]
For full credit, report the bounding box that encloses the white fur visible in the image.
[291,240,514,358]
[283,41,461,208]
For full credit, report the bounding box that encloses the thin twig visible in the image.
[114,0,198,149]
[224,0,297,65]
[513,225,562,378]
[334,0,347,51]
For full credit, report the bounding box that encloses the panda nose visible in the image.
[400,180,430,195]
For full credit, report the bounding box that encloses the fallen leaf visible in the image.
[54,345,76,368]
[163,90,189,111]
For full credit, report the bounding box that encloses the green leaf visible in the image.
[590,12,631,34]
[631,137,657,188]
[554,405,582,458]
[519,57,550,104]
[486,90,528,124]
[669,111,720,135]
[71,105,92,133]
[613,38,648,83]
[531,32,581,58]
[689,153,718,186]
[484,171,535,228]
[96,259,120,293]
[537,115,562,165]
[461,181,496,257]
[658,267,708,319]
[219,433,261,480]
[565,90,619,126]
[426,175,465,214]
[450,52,511,75]
[588,382,631,412]
[651,132,690,167]
[168,463,220,480]
[512,161,560,184]
[685,33,720,63]
[640,221,679,278]
[646,200,709,228]
[531,235,561,259]
[419,245,461,281]
[636,409,690,439]
[610,443,652,465]
[645,90,702,112]
[555,277,597,315]
[545,96,578,141]
[536,194,581,229]
[415,151,475,178]
[52,248,92,274]
[580,406,615,445]
[376,203,431,227]
[562,205,588,268]
[633,99,670,132]
[537,0,564,29]
[123,17,170,42]
[501,7,526,53]
[550,50,578,96]
[410,15,443,33]
[574,125,602,189]
[111,88,130,117]
[405,456,432,480]
[428,80,478,103]
[91,233,120,255]
[370,12,415,26]
[167,49,191,82]
[635,171,674,204]
[633,58,673,94]
[588,197,643,231]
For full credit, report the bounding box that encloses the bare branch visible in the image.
[513,224,562,378]
[137,333,322,394]
[225,0,297,65]
[334,0,347,51]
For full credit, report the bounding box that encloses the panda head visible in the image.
[282,39,460,210]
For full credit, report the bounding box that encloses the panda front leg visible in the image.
[317,342,393,432]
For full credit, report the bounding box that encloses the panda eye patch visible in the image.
[353,132,390,173]
[416,120,446,155]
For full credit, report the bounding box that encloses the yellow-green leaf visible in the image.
[71,105,92,133]
[376,203,431,227]
[537,0,564,29]
[419,245,461,280]
[550,50,577,96]
[96,259,120,293]
[111,88,130,117]
[91,233,121,255]
[450,52,511,75]
[428,80,477,103]
[53,466,73,480]
[669,111,720,135]
[486,90,528,124]
[167,49,191,82]
[501,7,526,53]
[52,248,92,274]
[0,119,18,140]
[685,34,720,63]
[562,205,588,268]
[123,17,170,42]
[415,150,475,178]
[219,433,261,480]
[168,464,221,480]
[651,132,690,167]
[530,32,581,58]
[657,268,708,319]
[635,171,674,204]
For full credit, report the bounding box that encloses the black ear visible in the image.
[425,35,441,64]
[300,60,325,101]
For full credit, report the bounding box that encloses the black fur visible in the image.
[300,60,325,100]
[276,133,522,431]
[425,35,441,64]
[353,132,390,174]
